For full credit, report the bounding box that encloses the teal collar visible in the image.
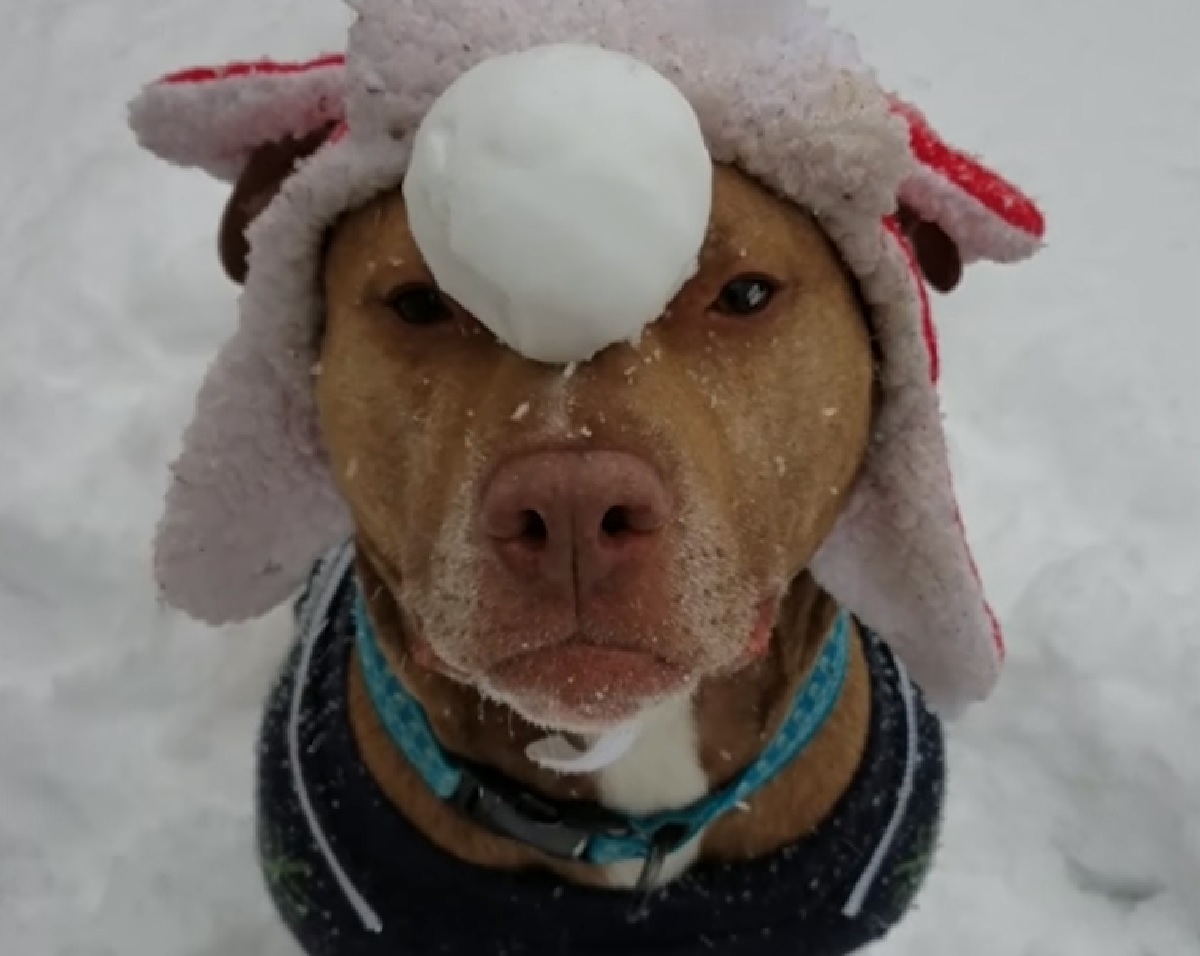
[353,589,851,883]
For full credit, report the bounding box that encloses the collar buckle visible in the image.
[451,765,633,861]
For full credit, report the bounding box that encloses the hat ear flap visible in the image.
[811,222,1002,715]
[810,106,1046,714]
[129,54,346,180]
[154,326,351,625]
[130,59,355,622]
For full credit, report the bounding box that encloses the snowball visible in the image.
[403,44,713,365]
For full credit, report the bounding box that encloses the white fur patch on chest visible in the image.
[595,694,708,888]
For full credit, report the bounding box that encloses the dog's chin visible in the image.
[404,584,783,733]
[478,683,684,736]
[480,643,695,733]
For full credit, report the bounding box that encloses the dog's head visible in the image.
[316,164,876,732]
[217,126,965,732]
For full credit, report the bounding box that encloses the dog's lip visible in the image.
[490,634,685,674]
[407,631,474,682]
[486,640,693,709]
[410,595,782,682]
[745,598,779,658]
[486,591,782,679]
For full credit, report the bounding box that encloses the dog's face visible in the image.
[315,164,874,733]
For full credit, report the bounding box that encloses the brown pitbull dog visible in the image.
[204,118,964,953]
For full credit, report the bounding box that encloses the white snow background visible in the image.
[2,0,1198,953]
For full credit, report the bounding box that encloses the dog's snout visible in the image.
[481,451,670,597]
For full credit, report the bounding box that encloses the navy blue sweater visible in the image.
[256,564,945,956]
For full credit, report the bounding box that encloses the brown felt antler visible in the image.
[218,124,336,284]
[897,205,963,294]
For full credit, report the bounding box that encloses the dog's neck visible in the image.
[349,553,870,882]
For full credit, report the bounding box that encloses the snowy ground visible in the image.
[2,1,1198,953]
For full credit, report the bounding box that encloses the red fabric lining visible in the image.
[883,219,940,383]
[892,100,1045,240]
[163,54,345,86]
[955,504,1006,658]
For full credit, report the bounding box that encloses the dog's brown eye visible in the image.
[712,275,778,317]
[385,284,452,326]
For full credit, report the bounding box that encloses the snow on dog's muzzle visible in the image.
[403,43,714,365]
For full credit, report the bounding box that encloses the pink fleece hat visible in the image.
[129,0,1044,715]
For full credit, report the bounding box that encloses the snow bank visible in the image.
[1,0,1197,952]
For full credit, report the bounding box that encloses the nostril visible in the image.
[519,510,549,545]
[601,506,633,538]
[601,504,665,539]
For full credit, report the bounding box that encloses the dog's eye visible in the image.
[385,284,452,326]
[712,275,778,317]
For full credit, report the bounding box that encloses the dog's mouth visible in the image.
[405,596,780,731]
[405,624,692,719]
[487,639,692,723]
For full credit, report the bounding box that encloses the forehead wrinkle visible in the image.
[545,373,576,436]
[698,177,797,271]
[699,207,741,265]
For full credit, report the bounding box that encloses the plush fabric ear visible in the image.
[889,98,1044,296]
[891,98,1045,265]
[128,54,346,181]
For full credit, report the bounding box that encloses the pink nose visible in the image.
[480,451,671,599]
